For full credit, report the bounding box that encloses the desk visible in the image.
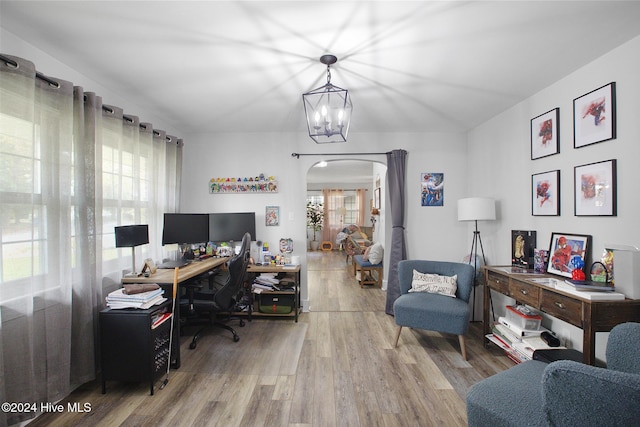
[483,266,640,365]
[247,264,301,322]
[122,256,229,368]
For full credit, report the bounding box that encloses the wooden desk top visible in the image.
[121,257,228,284]
[247,264,301,273]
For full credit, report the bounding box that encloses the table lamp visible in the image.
[115,224,149,277]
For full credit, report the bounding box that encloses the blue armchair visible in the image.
[466,322,640,426]
[393,260,474,360]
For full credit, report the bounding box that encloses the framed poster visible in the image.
[265,206,279,226]
[511,230,537,269]
[573,82,616,148]
[532,170,560,216]
[574,159,617,216]
[547,232,591,278]
[531,108,559,160]
[421,172,444,206]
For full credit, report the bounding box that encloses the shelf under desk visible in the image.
[247,264,302,322]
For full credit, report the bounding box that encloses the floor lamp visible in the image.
[115,224,150,277]
[457,197,496,321]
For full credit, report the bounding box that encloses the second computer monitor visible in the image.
[209,212,255,243]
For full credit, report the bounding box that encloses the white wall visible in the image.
[467,35,640,360]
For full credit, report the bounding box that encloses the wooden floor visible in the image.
[29,251,513,427]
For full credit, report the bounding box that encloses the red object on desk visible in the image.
[571,269,586,280]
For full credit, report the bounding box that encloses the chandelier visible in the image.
[302,54,352,143]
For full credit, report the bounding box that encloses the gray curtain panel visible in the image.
[0,53,182,426]
[385,149,407,315]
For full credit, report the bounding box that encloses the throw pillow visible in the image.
[368,242,383,264]
[409,270,457,297]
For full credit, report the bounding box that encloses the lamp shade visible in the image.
[115,224,149,247]
[457,198,496,222]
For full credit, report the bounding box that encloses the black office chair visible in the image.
[180,232,251,349]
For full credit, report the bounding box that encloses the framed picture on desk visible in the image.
[547,232,591,278]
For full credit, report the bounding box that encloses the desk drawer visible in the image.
[486,271,510,295]
[509,280,540,307]
[540,289,582,327]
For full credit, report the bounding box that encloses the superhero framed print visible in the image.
[420,172,444,206]
[547,232,591,278]
[532,170,560,216]
[531,108,559,160]
[573,82,616,148]
[574,159,617,216]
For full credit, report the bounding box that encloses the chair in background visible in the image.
[393,260,474,359]
[338,224,372,263]
[180,232,251,349]
[466,322,640,426]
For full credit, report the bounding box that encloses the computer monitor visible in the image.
[162,213,209,245]
[209,212,256,243]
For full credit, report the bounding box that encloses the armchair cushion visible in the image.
[394,291,471,336]
[409,270,457,297]
[466,360,548,427]
[542,360,640,426]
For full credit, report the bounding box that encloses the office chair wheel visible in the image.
[233,334,240,342]
[239,319,245,327]
[189,341,197,350]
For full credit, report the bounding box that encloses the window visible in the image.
[0,113,46,283]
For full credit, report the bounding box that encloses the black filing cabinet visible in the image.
[100,301,172,395]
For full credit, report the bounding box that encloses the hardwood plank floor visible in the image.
[28,251,512,426]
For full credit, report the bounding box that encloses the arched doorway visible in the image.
[304,159,388,310]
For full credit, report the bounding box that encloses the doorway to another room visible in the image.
[305,160,387,309]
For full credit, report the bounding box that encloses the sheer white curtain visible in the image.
[0,54,182,426]
[321,189,344,243]
[356,189,367,226]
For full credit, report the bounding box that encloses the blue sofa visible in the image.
[466,322,640,426]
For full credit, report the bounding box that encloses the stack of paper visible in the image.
[253,273,281,292]
[106,287,165,309]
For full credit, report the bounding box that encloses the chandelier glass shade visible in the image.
[303,55,352,144]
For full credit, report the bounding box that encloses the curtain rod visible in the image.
[308,188,368,192]
[291,152,388,158]
[1,53,61,88]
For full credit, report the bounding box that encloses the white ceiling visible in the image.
[2,1,640,139]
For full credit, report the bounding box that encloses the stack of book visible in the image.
[487,316,563,364]
[106,286,165,309]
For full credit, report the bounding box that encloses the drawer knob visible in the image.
[520,289,528,295]
[554,301,565,309]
